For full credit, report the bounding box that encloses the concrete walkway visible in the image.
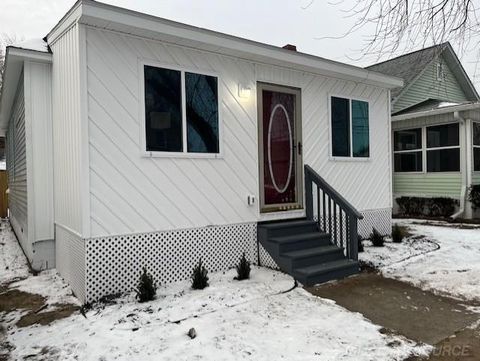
[308,272,480,360]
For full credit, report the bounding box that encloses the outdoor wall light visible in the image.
[238,84,252,98]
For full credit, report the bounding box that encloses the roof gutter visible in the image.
[392,102,480,121]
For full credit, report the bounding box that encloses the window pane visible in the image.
[394,128,422,151]
[474,148,480,171]
[331,97,350,157]
[473,123,480,146]
[427,123,459,148]
[185,73,219,153]
[394,152,422,172]
[352,100,369,157]
[144,65,182,152]
[427,148,460,172]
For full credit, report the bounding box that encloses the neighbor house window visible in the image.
[473,122,480,171]
[394,128,422,172]
[426,123,460,172]
[436,63,445,81]
[331,96,369,158]
[144,65,219,154]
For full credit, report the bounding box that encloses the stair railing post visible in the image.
[305,169,313,220]
[348,215,358,261]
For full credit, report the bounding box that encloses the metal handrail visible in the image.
[304,164,363,260]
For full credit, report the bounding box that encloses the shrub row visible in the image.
[468,185,480,210]
[396,196,457,217]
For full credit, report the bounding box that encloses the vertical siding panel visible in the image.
[6,73,30,255]
[51,25,83,233]
[51,24,86,299]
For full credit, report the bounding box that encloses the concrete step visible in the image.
[269,232,331,253]
[294,259,359,286]
[281,245,345,268]
[258,219,318,238]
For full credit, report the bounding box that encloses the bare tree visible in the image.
[0,34,22,95]
[316,0,479,62]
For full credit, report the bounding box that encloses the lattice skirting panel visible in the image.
[55,225,86,302]
[358,208,392,238]
[84,223,258,302]
[258,243,279,270]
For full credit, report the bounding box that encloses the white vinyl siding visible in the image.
[85,27,392,237]
[50,24,85,235]
[6,72,29,253]
[24,61,54,243]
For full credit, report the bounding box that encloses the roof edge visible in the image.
[392,101,480,121]
[47,0,403,89]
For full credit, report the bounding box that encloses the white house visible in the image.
[0,0,402,302]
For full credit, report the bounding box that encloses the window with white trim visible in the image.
[394,128,422,172]
[144,65,219,154]
[394,123,460,173]
[331,96,369,158]
[473,122,480,171]
[426,123,460,172]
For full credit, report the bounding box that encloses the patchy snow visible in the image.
[362,219,480,302]
[360,235,439,269]
[12,38,48,53]
[0,221,29,285]
[0,219,79,307]
[10,270,81,308]
[8,267,430,361]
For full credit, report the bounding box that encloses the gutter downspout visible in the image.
[451,111,469,219]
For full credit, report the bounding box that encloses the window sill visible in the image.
[329,156,371,162]
[141,151,224,159]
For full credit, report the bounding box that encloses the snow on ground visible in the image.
[361,219,480,302]
[10,270,81,308]
[0,221,29,285]
[360,234,439,269]
[1,219,430,360]
[0,219,79,308]
[8,267,430,361]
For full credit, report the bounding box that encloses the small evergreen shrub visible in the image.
[191,258,209,290]
[234,252,251,280]
[358,235,364,253]
[391,224,403,243]
[468,185,480,210]
[369,228,385,247]
[135,267,156,303]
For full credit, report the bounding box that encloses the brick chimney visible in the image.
[282,44,297,51]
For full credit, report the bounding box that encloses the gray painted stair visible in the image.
[258,219,359,286]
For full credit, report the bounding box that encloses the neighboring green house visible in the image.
[367,43,480,218]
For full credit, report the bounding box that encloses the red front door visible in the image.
[258,83,302,212]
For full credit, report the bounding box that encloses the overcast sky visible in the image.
[1,0,479,90]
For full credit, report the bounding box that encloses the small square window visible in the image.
[331,96,369,158]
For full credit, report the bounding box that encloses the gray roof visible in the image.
[366,43,448,100]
